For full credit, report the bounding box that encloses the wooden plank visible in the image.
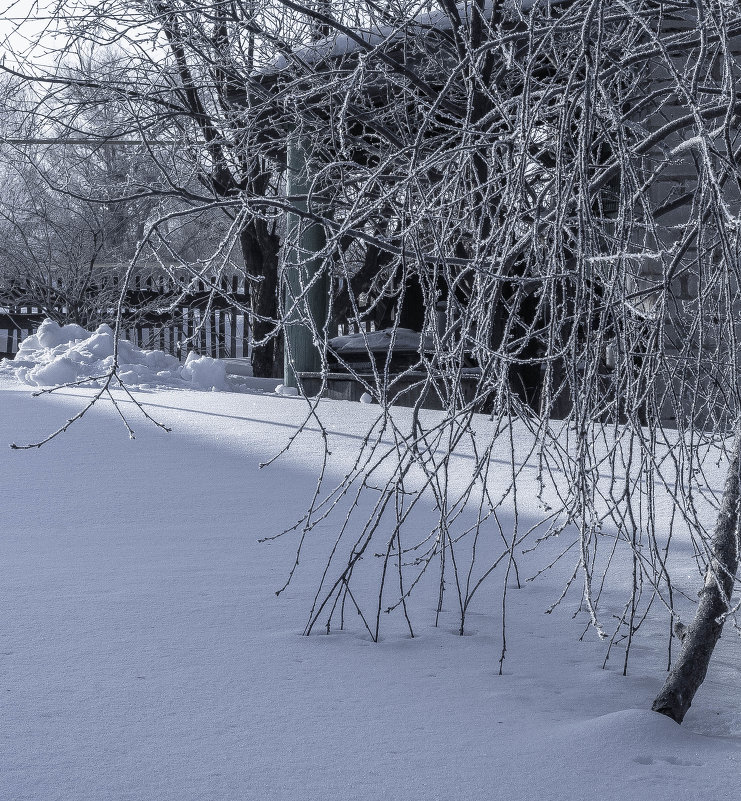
[241,313,249,360]
[211,311,219,358]
[197,310,205,354]
[182,308,190,355]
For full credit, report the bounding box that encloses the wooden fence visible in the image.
[0,274,251,362]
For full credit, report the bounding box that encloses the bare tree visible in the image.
[258,0,741,723]
[1,4,284,371]
[5,0,741,724]
[1,0,439,371]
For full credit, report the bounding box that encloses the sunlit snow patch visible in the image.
[180,351,227,390]
[0,319,227,391]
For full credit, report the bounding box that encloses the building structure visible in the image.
[259,1,741,424]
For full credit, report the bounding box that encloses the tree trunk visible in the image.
[652,426,741,724]
[240,221,280,378]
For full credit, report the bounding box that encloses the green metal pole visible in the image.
[283,132,329,388]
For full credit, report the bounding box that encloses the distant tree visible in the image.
[0,6,281,371]
[0,82,165,325]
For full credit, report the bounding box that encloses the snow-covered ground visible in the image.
[0,328,739,800]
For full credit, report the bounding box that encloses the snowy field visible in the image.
[0,324,740,801]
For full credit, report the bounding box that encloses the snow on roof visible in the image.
[263,0,568,74]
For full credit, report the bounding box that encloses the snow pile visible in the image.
[180,351,227,391]
[1,319,228,391]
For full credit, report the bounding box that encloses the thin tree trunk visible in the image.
[240,221,280,378]
[652,426,741,724]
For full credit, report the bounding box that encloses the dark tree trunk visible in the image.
[652,427,741,724]
[240,220,280,377]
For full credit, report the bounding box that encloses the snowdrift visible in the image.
[0,319,227,391]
